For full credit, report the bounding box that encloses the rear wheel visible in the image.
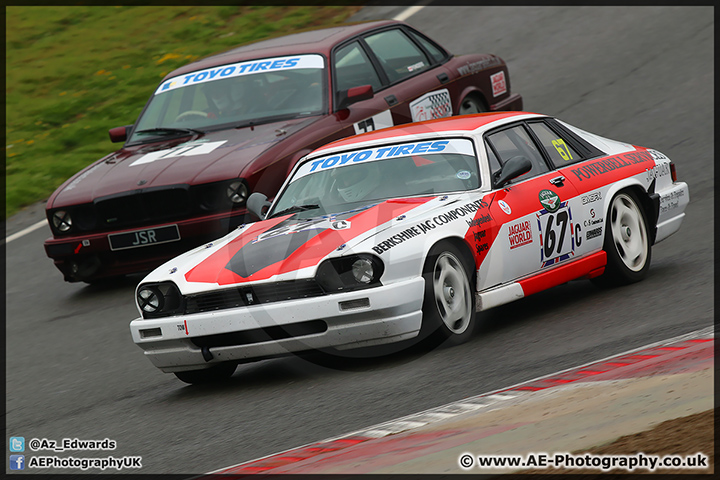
[458,96,487,115]
[419,242,476,347]
[174,362,237,385]
[593,191,651,287]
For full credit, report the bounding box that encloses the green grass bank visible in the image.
[5,5,362,219]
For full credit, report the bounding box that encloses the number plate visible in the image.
[108,225,180,251]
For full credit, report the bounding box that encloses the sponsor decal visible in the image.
[498,200,512,215]
[407,61,425,72]
[372,199,489,254]
[660,189,685,214]
[538,189,561,213]
[331,220,351,230]
[508,220,532,249]
[457,57,503,76]
[645,163,671,183]
[586,227,602,240]
[130,140,227,166]
[297,139,475,178]
[583,209,603,228]
[471,229,489,257]
[581,191,602,204]
[410,89,452,122]
[648,149,669,161]
[570,151,653,181]
[537,201,575,267]
[354,110,393,134]
[491,71,507,97]
[457,170,471,180]
[155,55,323,95]
[252,218,327,244]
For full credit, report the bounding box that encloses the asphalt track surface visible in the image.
[5,6,713,475]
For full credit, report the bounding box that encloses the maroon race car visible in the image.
[44,19,522,282]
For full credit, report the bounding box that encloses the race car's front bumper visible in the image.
[129,277,425,372]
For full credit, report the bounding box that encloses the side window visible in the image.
[364,29,430,83]
[334,41,382,94]
[486,125,549,184]
[486,143,502,180]
[528,122,582,168]
[407,30,446,64]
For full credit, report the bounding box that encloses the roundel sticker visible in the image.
[539,189,561,213]
[498,200,512,215]
[331,220,351,230]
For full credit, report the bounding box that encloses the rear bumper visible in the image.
[44,210,249,282]
[654,181,689,244]
[129,277,425,372]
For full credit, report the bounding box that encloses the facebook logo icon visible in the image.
[10,455,25,470]
[10,437,25,452]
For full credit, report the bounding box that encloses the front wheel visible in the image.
[174,362,237,385]
[593,191,651,288]
[419,242,476,347]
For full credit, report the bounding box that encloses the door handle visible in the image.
[437,72,449,84]
[384,95,398,106]
[549,175,565,186]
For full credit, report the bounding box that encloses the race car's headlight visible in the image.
[136,282,183,319]
[315,254,384,292]
[52,210,73,233]
[226,180,249,205]
[352,258,374,284]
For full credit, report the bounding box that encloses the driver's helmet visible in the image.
[208,80,246,112]
[333,164,378,202]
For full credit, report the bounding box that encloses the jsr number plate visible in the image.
[108,225,180,251]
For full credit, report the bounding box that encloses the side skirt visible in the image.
[476,251,607,312]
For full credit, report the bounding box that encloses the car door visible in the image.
[481,122,582,287]
[360,27,452,125]
[331,27,452,136]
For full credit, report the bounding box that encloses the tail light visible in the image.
[670,162,677,182]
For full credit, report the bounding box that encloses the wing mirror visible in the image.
[109,125,133,143]
[494,155,532,188]
[247,192,271,220]
[337,84,374,110]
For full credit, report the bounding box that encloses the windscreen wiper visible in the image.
[135,127,205,136]
[269,204,320,219]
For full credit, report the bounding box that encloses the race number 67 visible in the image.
[552,139,573,161]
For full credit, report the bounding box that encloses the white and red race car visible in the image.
[129,111,689,384]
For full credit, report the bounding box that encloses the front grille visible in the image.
[191,320,327,348]
[184,279,326,315]
[94,186,191,230]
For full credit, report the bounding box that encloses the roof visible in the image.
[166,20,400,79]
[312,112,545,154]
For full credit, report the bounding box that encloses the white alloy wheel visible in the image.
[609,193,649,272]
[432,251,473,335]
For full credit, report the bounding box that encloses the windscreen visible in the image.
[270,138,480,218]
[129,54,326,143]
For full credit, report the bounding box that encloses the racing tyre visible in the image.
[174,362,237,385]
[458,96,487,115]
[593,190,651,288]
[419,242,477,347]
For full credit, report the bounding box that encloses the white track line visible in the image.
[5,219,47,244]
[393,4,427,22]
